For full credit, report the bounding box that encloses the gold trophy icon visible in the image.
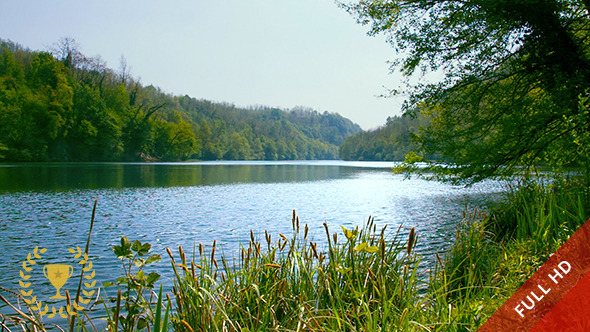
[43,264,74,299]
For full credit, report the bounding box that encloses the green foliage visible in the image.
[342,0,590,183]
[340,114,432,161]
[0,38,361,162]
[167,213,423,331]
[403,151,423,164]
[105,237,162,331]
[487,177,589,252]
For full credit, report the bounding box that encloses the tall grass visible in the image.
[167,212,424,331]
[488,177,588,252]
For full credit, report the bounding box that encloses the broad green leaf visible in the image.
[120,236,131,249]
[365,246,379,253]
[131,240,142,252]
[113,245,132,259]
[145,254,161,264]
[138,243,151,256]
[353,242,368,252]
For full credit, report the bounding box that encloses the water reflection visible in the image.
[0,162,375,192]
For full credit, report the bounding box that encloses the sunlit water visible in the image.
[0,161,508,322]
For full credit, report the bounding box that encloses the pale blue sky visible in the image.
[0,0,406,129]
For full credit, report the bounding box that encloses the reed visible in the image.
[167,213,424,331]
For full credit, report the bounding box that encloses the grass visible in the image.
[167,213,423,331]
[0,176,588,331]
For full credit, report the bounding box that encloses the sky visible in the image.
[0,0,407,129]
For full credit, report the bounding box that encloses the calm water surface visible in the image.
[0,161,507,318]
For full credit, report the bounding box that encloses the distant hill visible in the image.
[339,114,437,161]
[0,38,361,162]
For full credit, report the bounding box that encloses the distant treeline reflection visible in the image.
[0,163,372,191]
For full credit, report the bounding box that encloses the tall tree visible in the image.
[342,0,590,182]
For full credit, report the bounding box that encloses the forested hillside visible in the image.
[0,39,361,162]
[339,114,436,161]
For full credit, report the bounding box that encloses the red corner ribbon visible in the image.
[478,218,590,331]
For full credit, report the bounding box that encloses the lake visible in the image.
[0,161,507,318]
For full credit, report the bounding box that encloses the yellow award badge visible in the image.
[19,246,96,318]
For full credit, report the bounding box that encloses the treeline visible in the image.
[0,38,361,162]
[339,114,436,161]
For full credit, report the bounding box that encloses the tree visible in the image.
[225,132,251,160]
[342,0,590,182]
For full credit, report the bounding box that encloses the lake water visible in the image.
[0,161,507,320]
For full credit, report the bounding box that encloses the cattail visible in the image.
[435,252,443,267]
[407,227,416,255]
[292,209,297,229]
[304,224,309,240]
[213,257,219,270]
[380,224,388,239]
[211,240,217,263]
[310,242,319,259]
[166,247,174,261]
[179,245,186,265]
[65,290,72,313]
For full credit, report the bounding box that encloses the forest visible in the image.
[338,114,437,161]
[0,38,361,162]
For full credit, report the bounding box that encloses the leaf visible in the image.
[365,246,379,253]
[146,272,161,287]
[133,257,145,268]
[335,265,352,274]
[137,317,148,330]
[135,270,146,280]
[131,240,142,253]
[353,242,368,252]
[103,282,114,287]
[145,254,161,264]
[341,226,357,240]
[154,285,163,332]
[113,245,132,259]
[138,243,151,256]
[120,236,131,249]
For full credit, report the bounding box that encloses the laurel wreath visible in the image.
[19,246,96,318]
